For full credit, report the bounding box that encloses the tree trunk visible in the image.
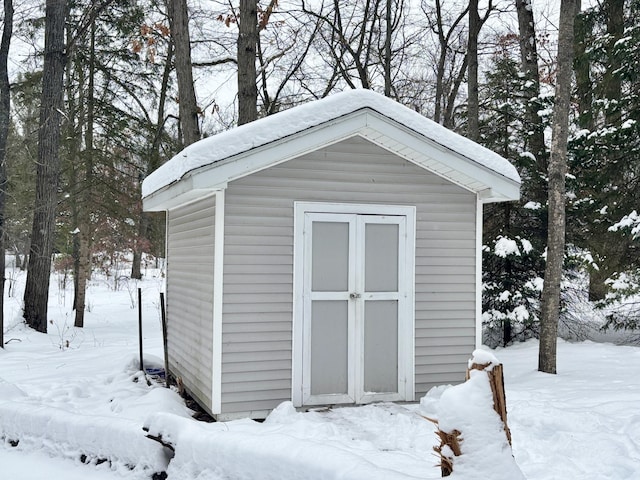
[573,9,594,131]
[516,0,548,204]
[539,0,577,374]
[238,0,258,125]
[604,0,623,124]
[23,0,66,333]
[67,23,82,312]
[74,19,97,329]
[0,0,14,347]
[167,0,200,145]
[467,0,480,141]
[384,0,392,97]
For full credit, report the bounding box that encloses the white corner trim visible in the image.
[292,203,306,407]
[475,196,483,349]
[212,189,225,414]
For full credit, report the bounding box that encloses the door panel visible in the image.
[365,223,399,292]
[312,222,349,292]
[310,300,349,395]
[363,300,398,393]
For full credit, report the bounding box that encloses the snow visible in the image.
[494,236,521,257]
[609,210,640,238]
[2,265,640,479]
[520,238,533,253]
[468,349,500,368]
[621,119,636,129]
[142,89,520,198]
[523,201,542,210]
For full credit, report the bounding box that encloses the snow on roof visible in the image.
[142,89,520,198]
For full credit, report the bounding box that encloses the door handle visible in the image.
[349,293,361,299]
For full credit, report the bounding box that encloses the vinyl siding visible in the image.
[166,195,215,411]
[220,136,476,415]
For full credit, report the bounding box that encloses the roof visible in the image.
[142,89,520,211]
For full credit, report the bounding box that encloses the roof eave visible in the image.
[143,108,521,211]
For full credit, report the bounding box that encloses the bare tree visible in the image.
[167,0,201,144]
[0,0,13,346]
[302,0,382,91]
[23,0,66,333]
[424,0,468,125]
[238,0,258,124]
[539,0,578,374]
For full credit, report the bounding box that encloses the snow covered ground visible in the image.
[1,266,639,479]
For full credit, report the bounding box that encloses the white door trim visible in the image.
[292,202,416,407]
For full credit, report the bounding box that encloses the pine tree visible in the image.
[480,40,546,347]
[569,0,640,329]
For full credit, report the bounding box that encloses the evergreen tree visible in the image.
[480,39,547,347]
[569,0,640,329]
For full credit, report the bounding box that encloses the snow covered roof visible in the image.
[142,89,520,211]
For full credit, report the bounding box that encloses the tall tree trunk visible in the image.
[0,0,13,347]
[516,0,548,204]
[238,0,258,125]
[167,0,200,145]
[574,9,594,131]
[23,0,66,334]
[384,0,392,97]
[74,18,96,329]
[538,0,577,374]
[604,0,623,125]
[68,4,85,313]
[467,0,480,141]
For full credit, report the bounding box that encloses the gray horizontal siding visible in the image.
[167,196,215,412]
[220,136,477,415]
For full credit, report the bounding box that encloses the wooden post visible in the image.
[160,292,170,388]
[432,356,513,477]
[466,361,512,446]
[138,287,143,372]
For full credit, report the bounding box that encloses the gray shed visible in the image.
[142,90,520,421]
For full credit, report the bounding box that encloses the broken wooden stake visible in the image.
[431,353,513,477]
[466,360,512,446]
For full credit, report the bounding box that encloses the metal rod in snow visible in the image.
[160,292,170,388]
[138,287,143,372]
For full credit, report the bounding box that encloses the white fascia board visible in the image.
[190,112,371,190]
[142,173,221,212]
[362,113,521,202]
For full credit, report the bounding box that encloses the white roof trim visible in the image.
[142,90,520,211]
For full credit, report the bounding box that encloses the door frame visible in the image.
[292,202,416,407]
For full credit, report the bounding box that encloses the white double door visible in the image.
[298,205,414,406]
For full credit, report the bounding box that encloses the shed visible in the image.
[142,89,520,421]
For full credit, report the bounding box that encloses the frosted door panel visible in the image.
[365,224,398,292]
[364,300,398,393]
[310,301,349,395]
[312,222,349,292]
